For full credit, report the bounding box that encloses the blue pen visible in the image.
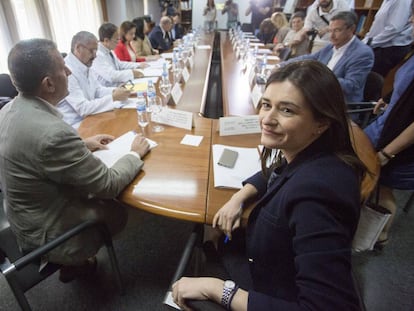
[224,235,230,244]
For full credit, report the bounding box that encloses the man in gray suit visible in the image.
[0,39,149,282]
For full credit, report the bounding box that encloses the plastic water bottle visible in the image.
[147,79,155,97]
[147,80,156,112]
[260,54,267,76]
[162,62,169,79]
[257,54,268,85]
[136,91,149,128]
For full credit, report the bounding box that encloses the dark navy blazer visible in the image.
[148,25,173,53]
[244,138,362,310]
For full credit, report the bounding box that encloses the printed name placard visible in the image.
[248,66,256,87]
[152,108,194,130]
[219,115,261,136]
[182,67,190,83]
[171,83,183,105]
[188,55,194,68]
[251,84,263,109]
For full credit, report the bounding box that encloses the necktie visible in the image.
[109,52,118,70]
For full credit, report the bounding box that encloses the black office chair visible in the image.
[0,73,18,109]
[0,207,124,311]
[348,71,384,128]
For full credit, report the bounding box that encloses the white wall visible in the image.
[105,0,253,31]
[106,0,127,26]
[105,0,160,26]
[192,1,251,30]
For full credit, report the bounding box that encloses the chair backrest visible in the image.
[347,71,385,128]
[363,71,384,102]
[278,47,292,61]
[0,204,124,310]
[0,74,18,110]
[0,74,18,98]
[0,206,60,297]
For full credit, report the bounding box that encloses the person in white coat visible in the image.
[58,31,131,128]
[92,23,145,87]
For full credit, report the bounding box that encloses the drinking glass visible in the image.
[149,95,164,132]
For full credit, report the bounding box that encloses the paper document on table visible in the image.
[196,45,211,50]
[129,77,160,93]
[147,58,170,68]
[93,131,157,167]
[161,52,174,59]
[116,99,136,109]
[142,67,164,77]
[213,144,261,189]
[131,82,147,92]
[257,48,272,54]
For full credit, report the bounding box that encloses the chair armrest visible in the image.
[347,102,376,113]
[12,220,108,271]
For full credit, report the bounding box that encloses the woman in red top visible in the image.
[114,21,146,63]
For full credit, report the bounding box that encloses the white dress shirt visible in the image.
[327,36,356,70]
[92,43,142,87]
[304,0,350,45]
[58,52,115,128]
[362,0,413,48]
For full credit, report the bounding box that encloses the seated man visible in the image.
[303,0,351,52]
[281,11,374,102]
[58,31,131,128]
[0,38,149,281]
[148,16,174,53]
[171,12,184,41]
[92,22,145,87]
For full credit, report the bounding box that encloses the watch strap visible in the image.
[221,281,238,310]
[226,285,239,310]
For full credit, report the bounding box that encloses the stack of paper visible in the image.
[93,131,157,167]
[212,144,261,189]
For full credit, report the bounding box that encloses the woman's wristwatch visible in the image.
[221,280,239,310]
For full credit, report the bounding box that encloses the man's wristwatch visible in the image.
[221,280,238,310]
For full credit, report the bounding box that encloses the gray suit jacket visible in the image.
[0,95,143,264]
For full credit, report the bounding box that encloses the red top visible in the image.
[113,40,145,63]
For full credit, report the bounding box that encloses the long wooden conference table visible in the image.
[78,31,380,226]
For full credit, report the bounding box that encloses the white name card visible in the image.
[171,83,183,105]
[251,84,263,109]
[152,108,194,130]
[188,55,194,68]
[248,66,256,88]
[182,67,190,83]
[235,47,240,60]
[219,115,261,136]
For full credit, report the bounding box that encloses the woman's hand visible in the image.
[373,98,388,115]
[146,54,161,61]
[84,134,114,152]
[212,197,243,239]
[377,151,390,167]
[172,277,223,310]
